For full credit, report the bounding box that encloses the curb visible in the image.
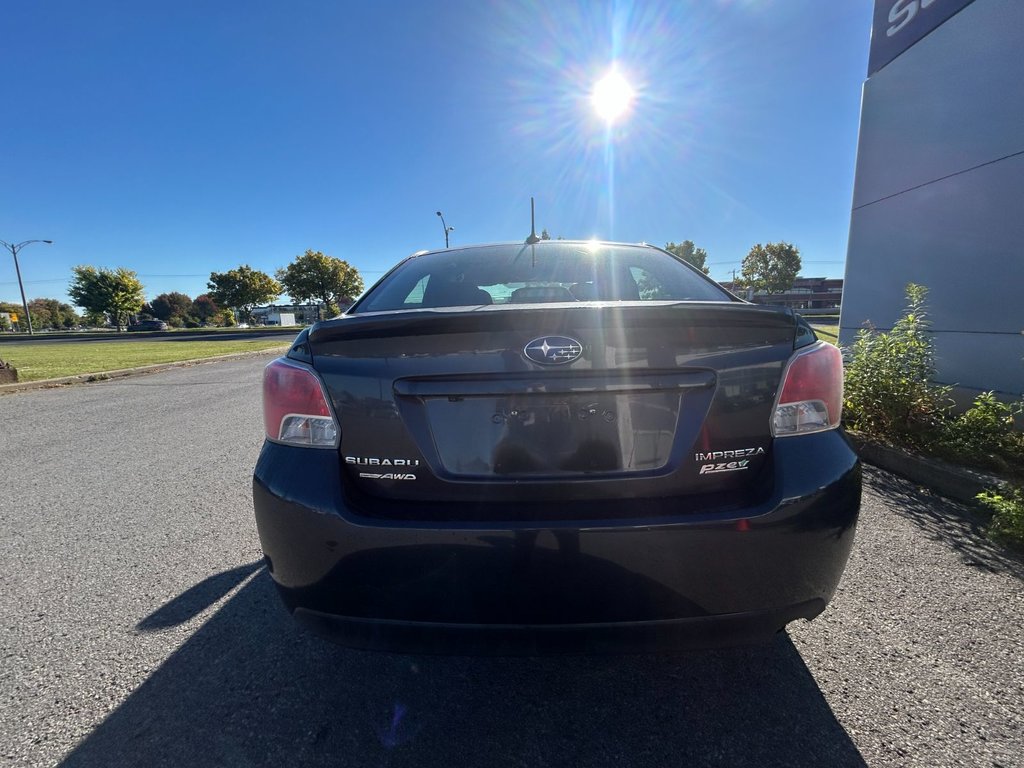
[0,346,288,395]
[846,433,1008,503]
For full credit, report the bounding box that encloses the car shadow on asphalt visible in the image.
[135,560,266,631]
[60,568,866,768]
[864,467,1024,579]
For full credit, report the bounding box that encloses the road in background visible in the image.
[1,354,1021,767]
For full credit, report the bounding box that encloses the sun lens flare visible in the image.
[591,68,634,123]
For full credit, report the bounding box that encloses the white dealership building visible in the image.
[840,0,1023,397]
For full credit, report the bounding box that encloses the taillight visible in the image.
[262,358,339,448]
[772,342,843,437]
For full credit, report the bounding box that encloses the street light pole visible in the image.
[1,239,53,335]
[435,211,454,249]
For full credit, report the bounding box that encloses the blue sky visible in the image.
[2,0,873,308]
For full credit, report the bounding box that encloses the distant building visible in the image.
[250,304,320,326]
[719,277,842,310]
[250,301,354,326]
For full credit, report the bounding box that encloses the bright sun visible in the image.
[591,68,634,123]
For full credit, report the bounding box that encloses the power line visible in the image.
[137,273,210,278]
[708,260,846,265]
[4,269,391,284]
[0,278,69,285]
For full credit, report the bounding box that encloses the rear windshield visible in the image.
[351,242,732,313]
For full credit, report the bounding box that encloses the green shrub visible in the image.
[976,487,1024,549]
[843,283,952,447]
[843,283,1023,479]
[942,393,1024,473]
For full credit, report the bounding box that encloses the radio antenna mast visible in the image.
[525,197,541,245]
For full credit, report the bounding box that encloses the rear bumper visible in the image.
[253,430,860,653]
[293,600,825,655]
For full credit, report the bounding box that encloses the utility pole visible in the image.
[1,239,53,335]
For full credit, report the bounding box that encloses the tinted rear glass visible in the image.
[351,242,731,313]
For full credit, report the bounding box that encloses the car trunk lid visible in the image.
[307,302,795,506]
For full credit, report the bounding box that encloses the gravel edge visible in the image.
[846,432,1009,503]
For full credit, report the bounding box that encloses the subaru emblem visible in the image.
[523,336,583,365]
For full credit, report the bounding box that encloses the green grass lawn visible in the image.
[2,339,289,382]
[813,324,839,342]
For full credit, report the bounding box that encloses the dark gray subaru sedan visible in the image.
[253,241,860,653]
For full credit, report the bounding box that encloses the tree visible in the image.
[207,265,280,323]
[27,298,80,330]
[740,242,802,294]
[53,300,81,329]
[276,250,363,316]
[149,292,194,323]
[1,303,27,331]
[664,241,710,274]
[192,294,219,323]
[25,299,52,329]
[540,228,551,241]
[81,310,108,328]
[68,266,145,331]
[4,298,79,330]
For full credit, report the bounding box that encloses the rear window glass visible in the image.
[351,242,731,313]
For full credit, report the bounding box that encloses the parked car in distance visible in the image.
[127,319,169,332]
[253,240,861,653]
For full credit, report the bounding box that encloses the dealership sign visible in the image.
[869,0,977,75]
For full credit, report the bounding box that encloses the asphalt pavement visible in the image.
[0,354,1021,767]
